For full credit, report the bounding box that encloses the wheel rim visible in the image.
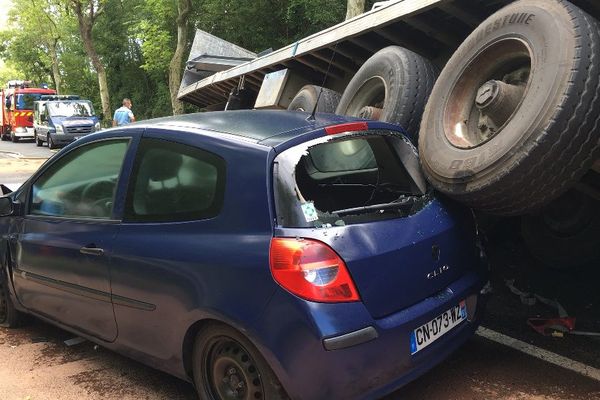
[204,336,265,400]
[342,76,386,120]
[443,39,532,148]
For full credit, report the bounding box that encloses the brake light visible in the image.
[270,237,360,302]
[324,122,369,135]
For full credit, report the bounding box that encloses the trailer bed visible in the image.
[178,0,600,108]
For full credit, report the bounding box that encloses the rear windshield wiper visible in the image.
[331,196,418,216]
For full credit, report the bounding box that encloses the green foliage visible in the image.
[1,0,359,117]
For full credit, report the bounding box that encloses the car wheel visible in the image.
[193,323,288,400]
[521,189,600,270]
[48,135,57,149]
[10,131,18,143]
[35,130,43,147]
[418,0,600,216]
[0,262,23,328]
[287,85,341,114]
[336,45,437,141]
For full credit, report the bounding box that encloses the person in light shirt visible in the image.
[112,98,136,126]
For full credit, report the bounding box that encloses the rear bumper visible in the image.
[255,269,488,400]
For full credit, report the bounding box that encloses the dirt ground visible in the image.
[0,158,46,175]
[2,320,599,400]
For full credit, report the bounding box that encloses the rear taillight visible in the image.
[269,237,360,303]
[324,122,369,135]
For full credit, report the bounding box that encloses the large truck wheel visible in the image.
[336,45,437,141]
[418,0,600,216]
[521,190,600,270]
[287,85,341,114]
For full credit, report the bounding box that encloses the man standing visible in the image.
[112,98,136,126]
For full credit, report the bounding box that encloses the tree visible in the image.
[68,0,112,121]
[168,0,192,115]
[345,0,365,20]
[0,0,64,89]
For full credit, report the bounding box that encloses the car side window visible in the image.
[124,138,225,223]
[30,139,129,219]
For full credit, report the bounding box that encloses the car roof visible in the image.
[132,110,365,146]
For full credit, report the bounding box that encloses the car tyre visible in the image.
[35,131,43,147]
[336,45,437,141]
[193,322,288,400]
[48,135,57,150]
[0,261,23,328]
[287,85,341,114]
[10,131,18,143]
[418,0,600,215]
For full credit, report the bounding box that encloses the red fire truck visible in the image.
[1,80,56,142]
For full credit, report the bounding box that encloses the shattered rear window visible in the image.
[273,130,431,228]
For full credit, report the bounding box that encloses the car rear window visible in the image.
[273,130,430,228]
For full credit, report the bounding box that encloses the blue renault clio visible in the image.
[0,110,487,400]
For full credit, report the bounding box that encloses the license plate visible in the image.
[410,300,467,355]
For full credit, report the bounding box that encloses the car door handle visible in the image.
[79,246,104,256]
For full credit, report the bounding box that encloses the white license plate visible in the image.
[410,300,467,355]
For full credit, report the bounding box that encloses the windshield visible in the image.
[16,93,44,110]
[47,101,95,117]
[274,130,430,228]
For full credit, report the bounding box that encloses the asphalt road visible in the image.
[1,137,599,399]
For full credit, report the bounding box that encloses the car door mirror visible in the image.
[0,197,14,217]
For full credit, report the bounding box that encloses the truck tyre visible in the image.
[418,0,600,215]
[336,45,437,141]
[287,85,341,114]
[521,190,600,270]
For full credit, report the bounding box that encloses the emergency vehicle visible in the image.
[0,80,56,142]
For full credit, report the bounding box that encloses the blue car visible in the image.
[0,110,488,400]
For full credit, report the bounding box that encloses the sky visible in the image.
[0,0,12,67]
[0,0,12,26]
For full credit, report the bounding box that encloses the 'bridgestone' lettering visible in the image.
[477,13,535,41]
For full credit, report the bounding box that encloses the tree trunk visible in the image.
[72,1,111,121]
[168,0,192,115]
[50,39,61,94]
[346,0,366,20]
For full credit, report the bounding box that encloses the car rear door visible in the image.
[12,135,136,341]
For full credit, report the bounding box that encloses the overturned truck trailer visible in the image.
[179,0,600,269]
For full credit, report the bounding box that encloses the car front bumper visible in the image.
[14,127,35,138]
